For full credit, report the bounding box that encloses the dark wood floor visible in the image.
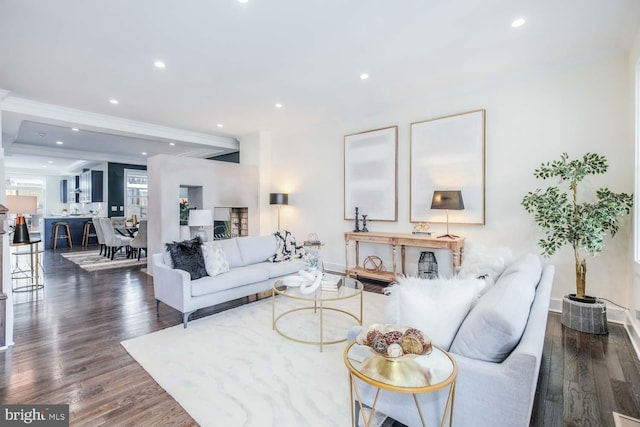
[1,248,639,426]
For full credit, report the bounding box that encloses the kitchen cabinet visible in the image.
[78,170,103,203]
[60,179,69,203]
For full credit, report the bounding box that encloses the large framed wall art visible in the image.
[410,109,485,225]
[344,126,398,221]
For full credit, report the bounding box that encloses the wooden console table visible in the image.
[344,231,465,282]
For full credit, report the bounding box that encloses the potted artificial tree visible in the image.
[522,152,633,334]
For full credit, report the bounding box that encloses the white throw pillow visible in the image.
[457,243,513,288]
[386,276,486,351]
[201,242,230,276]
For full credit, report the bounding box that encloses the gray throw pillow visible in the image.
[449,254,542,362]
[165,237,208,280]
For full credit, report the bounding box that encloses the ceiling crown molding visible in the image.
[2,96,238,150]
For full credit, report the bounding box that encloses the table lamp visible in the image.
[269,193,289,231]
[430,190,464,239]
[7,195,38,244]
[188,209,212,242]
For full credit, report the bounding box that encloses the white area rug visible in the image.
[60,250,146,271]
[122,291,389,427]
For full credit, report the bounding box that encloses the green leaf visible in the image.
[521,152,633,295]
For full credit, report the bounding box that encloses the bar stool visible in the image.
[51,222,72,250]
[82,220,97,247]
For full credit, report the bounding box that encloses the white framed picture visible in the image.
[410,110,485,225]
[344,126,398,221]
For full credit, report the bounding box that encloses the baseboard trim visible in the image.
[624,311,640,360]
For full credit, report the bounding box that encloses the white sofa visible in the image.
[349,253,554,427]
[153,235,312,327]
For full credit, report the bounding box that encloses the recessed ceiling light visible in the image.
[56,141,64,145]
[47,160,53,164]
[154,60,166,69]
[71,127,79,132]
[512,18,526,28]
[360,73,369,80]
[275,103,283,108]
[41,165,47,168]
[217,124,223,128]
[169,142,175,146]
[109,99,119,104]
[142,152,147,156]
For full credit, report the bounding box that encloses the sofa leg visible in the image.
[156,299,160,317]
[183,311,195,328]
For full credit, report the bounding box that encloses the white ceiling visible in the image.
[1,0,639,174]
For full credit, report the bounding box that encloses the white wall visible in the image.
[146,154,259,273]
[240,131,273,235]
[270,52,634,304]
[629,27,640,351]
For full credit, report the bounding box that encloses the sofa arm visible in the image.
[152,254,192,314]
[452,351,540,427]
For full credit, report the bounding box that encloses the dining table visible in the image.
[115,226,138,238]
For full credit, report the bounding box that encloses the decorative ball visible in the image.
[371,337,388,354]
[366,330,383,346]
[401,335,424,355]
[387,343,403,358]
[363,256,385,272]
[383,330,403,345]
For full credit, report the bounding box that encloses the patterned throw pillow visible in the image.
[202,242,230,276]
[165,237,208,280]
[269,230,305,262]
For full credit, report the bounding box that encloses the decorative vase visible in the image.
[561,294,608,334]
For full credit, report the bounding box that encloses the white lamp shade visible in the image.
[188,209,212,227]
[6,195,37,214]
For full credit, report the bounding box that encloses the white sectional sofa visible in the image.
[153,235,312,327]
[349,253,554,427]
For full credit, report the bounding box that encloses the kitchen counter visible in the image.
[43,217,98,249]
[44,215,94,220]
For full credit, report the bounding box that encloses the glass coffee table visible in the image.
[272,275,363,352]
[344,342,457,427]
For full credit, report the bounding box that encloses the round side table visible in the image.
[344,342,457,427]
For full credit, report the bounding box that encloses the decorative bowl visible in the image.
[355,323,432,360]
[368,349,419,362]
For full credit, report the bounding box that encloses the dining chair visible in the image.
[92,216,106,255]
[99,217,132,260]
[129,220,147,260]
[110,216,126,229]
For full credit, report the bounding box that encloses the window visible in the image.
[124,169,148,219]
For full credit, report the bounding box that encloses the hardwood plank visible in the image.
[541,399,564,427]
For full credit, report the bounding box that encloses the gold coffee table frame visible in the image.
[344,342,458,427]
[272,276,363,352]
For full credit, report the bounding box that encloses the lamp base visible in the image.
[195,228,208,242]
[13,219,31,244]
[436,233,459,239]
